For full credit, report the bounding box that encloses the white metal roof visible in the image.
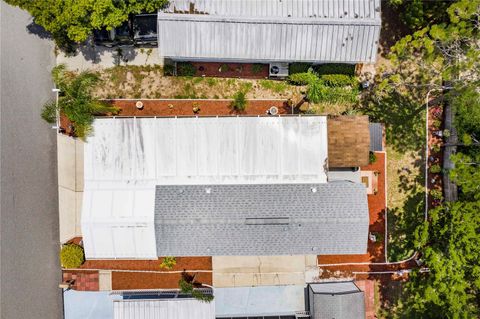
[81,116,328,259]
[158,0,381,63]
[113,299,215,319]
[84,116,328,185]
[164,0,381,19]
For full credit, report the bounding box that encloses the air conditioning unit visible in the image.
[269,62,289,78]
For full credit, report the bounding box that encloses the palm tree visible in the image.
[42,64,118,139]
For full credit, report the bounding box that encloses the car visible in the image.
[113,20,134,46]
[133,14,158,46]
[93,28,115,47]
[93,21,134,47]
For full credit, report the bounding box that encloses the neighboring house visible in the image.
[64,281,365,319]
[157,0,381,65]
[81,115,370,259]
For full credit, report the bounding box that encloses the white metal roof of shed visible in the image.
[81,116,328,259]
[158,0,381,63]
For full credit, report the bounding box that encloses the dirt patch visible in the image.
[190,62,269,79]
[81,257,212,271]
[112,271,212,290]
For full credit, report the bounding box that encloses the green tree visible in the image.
[388,0,452,30]
[398,201,480,318]
[41,64,119,139]
[5,0,168,49]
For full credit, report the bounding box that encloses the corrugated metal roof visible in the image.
[369,122,383,151]
[154,182,369,256]
[113,299,215,319]
[84,116,328,185]
[158,0,381,63]
[164,0,381,20]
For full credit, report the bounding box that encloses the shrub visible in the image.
[252,64,264,74]
[430,164,441,174]
[369,152,377,164]
[41,101,57,124]
[289,63,312,74]
[306,80,323,103]
[231,91,247,111]
[219,64,229,73]
[431,144,441,153]
[430,189,443,200]
[320,74,357,87]
[46,64,119,140]
[177,62,196,76]
[288,72,319,86]
[178,278,214,303]
[163,64,175,76]
[313,63,355,76]
[159,256,177,270]
[431,119,442,129]
[60,244,85,268]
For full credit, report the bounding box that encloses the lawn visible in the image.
[94,65,304,101]
[359,86,426,262]
[385,147,424,261]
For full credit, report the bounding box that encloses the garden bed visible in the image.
[107,99,291,117]
[186,62,269,79]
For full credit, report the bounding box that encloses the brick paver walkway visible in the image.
[62,271,99,291]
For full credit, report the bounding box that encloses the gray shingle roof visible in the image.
[309,282,365,319]
[154,182,369,256]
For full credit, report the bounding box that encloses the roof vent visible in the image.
[245,217,290,225]
[205,187,211,194]
[311,187,317,193]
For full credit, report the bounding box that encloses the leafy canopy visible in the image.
[5,0,168,44]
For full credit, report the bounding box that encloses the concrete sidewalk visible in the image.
[212,255,319,288]
[57,134,83,242]
[57,44,164,71]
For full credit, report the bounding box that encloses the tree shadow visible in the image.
[74,40,138,65]
[387,191,424,262]
[26,21,52,40]
[360,90,425,153]
[378,4,410,56]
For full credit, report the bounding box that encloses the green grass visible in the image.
[259,80,288,93]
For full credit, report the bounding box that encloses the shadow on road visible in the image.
[26,21,52,40]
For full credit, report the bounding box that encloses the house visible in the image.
[157,0,381,68]
[64,281,365,319]
[81,115,371,259]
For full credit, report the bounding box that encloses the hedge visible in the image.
[60,244,85,268]
[319,74,358,87]
[313,63,355,76]
[287,72,319,86]
[177,62,196,76]
[289,63,312,74]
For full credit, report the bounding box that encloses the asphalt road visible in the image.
[1,2,63,318]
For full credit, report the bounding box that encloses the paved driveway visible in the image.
[1,2,63,318]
